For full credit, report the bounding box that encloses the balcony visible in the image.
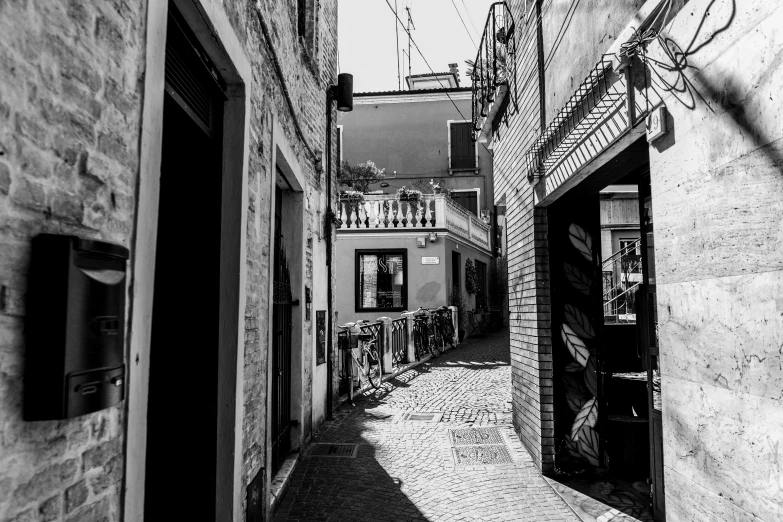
[470,2,517,143]
[337,194,492,253]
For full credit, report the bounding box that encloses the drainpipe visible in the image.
[325,74,353,419]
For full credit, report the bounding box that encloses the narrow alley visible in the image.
[272,332,578,522]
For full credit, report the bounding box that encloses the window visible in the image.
[449,121,476,170]
[450,190,478,216]
[356,250,407,311]
[475,260,487,309]
[297,0,320,64]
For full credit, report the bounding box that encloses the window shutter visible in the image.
[450,122,475,169]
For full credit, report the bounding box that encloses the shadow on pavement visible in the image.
[272,399,428,521]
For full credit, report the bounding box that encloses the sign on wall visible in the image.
[421,257,440,265]
[316,311,326,365]
[646,106,668,142]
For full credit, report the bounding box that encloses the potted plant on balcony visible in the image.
[338,190,364,202]
[396,186,422,202]
[338,160,386,193]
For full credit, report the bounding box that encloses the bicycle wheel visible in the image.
[413,326,425,360]
[428,327,442,357]
[353,351,371,390]
[433,327,445,356]
[367,346,383,389]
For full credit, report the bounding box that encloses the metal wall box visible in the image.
[24,234,129,421]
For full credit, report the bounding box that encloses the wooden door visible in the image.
[638,173,665,520]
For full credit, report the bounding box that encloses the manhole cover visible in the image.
[309,443,358,457]
[399,411,443,422]
[451,445,514,466]
[448,427,503,446]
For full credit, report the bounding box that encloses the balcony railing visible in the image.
[470,2,517,143]
[337,194,492,253]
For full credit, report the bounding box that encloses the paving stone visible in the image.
[272,331,578,522]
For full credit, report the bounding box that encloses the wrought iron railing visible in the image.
[470,2,517,142]
[602,238,643,321]
[358,321,383,354]
[390,318,408,367]
[337,330,350,395]
[523,57,625,181]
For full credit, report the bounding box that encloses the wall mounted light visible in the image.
[429,232,437,243]
[330,73,353,112]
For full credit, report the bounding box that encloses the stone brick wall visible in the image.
[494,0,783,519]
[0,0,339,520]
[0,0,145,520]
[226,0,338,516]
[647,1,783,519]
[488,0,554,471]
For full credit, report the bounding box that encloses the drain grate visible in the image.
[448,427,504,446]
[399,411,443,422]
[309,443,358,458]
[451,445,514,466]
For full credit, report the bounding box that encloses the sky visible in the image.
[337,0,498,93]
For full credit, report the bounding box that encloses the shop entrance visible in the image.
[547,139,664,521]
[145,4,226,519]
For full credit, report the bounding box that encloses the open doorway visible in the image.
[144,6,225,519]
[546,138,664,521]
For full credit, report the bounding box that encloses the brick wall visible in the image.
[0,0,145,520]
[0,0,338,520]
[489,0,554,471]
[229,0,338,515]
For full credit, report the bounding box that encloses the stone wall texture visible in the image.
[648,1,783,520]
[0,0,144,520]
[495,0,783,520]
[0,0,338,520]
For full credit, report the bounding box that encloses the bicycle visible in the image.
[404,307,443,359]
[337,321,384,402]
[468,308,489,337]
[433,305,456,349]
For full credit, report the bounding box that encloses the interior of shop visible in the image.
[545,137,664,521]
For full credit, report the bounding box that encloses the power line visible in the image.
[381,0,469,122]
[460,0,481,37]
[450,0,477,49]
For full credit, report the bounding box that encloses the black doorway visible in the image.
[145,7,224,519]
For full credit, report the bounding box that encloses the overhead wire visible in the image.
[460,0,481,37]
[450,0,477,49]
[381,0,471,123]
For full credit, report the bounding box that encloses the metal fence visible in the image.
[337,330,350,396]
[390,318,408,367]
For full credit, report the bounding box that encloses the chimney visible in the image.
[449,63,460,86]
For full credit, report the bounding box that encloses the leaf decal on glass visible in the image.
[564,262,591,295]
[564,304,595,339]
[565,434,581,458]
[568,223,593,262]
[584,355,598,397]
[562,372,590,409]
[565,362,583,372]
[577,425,600,466]
[561,324,589,366]
[571,398,598,441]
[566,392,585,413]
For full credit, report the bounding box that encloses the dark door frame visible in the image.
[126,0,251,519]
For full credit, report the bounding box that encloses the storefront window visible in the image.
[356,250,407,311]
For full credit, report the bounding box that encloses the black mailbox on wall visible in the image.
[24,234,129,421]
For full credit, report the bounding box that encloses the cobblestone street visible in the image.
[273,331,578,521]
